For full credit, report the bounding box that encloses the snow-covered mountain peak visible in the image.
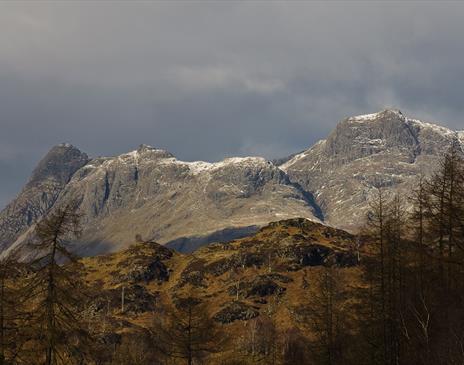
[279,110,461,176]
[347,109,456,141]
[339,109,461,155]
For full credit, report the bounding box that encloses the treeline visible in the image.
[1,145,464,364]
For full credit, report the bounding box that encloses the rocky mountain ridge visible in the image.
[0,144,321,258]
[0,109,462,257]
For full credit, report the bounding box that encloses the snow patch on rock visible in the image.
[458,131,464,148]
[280,140,326,171]
[159,156,269,175]
[347,109,404,123]
[406,118,455,137]
[122,150,140,159]
[57,142,73,148]
[347,112,382,123]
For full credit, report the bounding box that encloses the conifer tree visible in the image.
[25,202,93,365]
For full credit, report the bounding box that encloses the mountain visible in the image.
[0,145,321,258]
[280,109,464,230]
[0,108,461,258]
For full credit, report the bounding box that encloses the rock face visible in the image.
[0,144,89,254]
[280,109,464,230]
[0,145,321,258]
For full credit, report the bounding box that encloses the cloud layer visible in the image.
[1,1,464,207]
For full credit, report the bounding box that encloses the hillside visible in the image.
[80,218,363,348]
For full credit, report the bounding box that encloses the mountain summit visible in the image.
[281,109,463,229]
[0,144,89,257]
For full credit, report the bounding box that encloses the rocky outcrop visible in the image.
[110,242,173,285]
[90,284,158,315]
[228,274,292,298]
[213,301,259,324]
[177,258,208,288]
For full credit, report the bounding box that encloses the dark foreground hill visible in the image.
[79,218,364,363]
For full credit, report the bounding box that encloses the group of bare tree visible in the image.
[361,143,464,365]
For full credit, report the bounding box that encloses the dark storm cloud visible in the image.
[1,1,464,207]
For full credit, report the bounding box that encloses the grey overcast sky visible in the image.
[1,1,464,208]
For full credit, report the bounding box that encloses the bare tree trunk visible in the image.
[45,234,58,365]
[121,286,125,313]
